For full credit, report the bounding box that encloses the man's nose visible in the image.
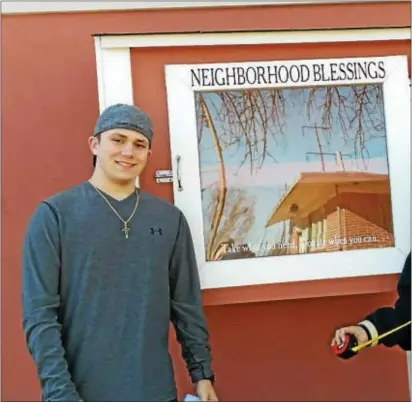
[121,142,134,156]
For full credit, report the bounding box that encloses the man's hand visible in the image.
[331,325,369,347]
[196,379,218,401]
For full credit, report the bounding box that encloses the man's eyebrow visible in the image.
[110,132,127,138]
[110,133,147,144]
[136,138,149,145]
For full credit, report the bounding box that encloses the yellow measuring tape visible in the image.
[352,320,411,352]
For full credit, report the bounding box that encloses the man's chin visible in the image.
[111,171,140,184]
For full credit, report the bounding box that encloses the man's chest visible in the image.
[60,212,177,283]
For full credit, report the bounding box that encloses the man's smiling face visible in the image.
[89,128,151,183]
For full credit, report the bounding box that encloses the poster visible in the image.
[165,56,410,289]
[196,82,394,261]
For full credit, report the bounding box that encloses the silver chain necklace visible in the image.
[91,184,140,239]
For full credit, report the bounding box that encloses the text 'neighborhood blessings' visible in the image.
[190,60,386,87]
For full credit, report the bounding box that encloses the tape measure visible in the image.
[332,320,411,360]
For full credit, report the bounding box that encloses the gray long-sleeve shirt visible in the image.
[22,181,213,402]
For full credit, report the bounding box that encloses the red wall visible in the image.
[2,3,411,401]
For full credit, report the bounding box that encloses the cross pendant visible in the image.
[122,223,131,239]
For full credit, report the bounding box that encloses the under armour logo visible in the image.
[150,227,163,236]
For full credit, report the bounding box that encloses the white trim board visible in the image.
[3,1,409,15]
[97,27,411,49]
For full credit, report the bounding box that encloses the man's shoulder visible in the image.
[24,183,87,234]
[140,190,180,212]
[42,182,88,211]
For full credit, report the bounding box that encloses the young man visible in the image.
[22,104,218,402]
[331,252,411,352]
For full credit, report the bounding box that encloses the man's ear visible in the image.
[148,149,153,157]
[88,136,99,156]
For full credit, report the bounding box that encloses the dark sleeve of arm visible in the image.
[169,211,214,383]
[359,253,411,350]
[22,202,82,401]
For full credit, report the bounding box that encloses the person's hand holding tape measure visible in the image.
[331,325,369,348]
